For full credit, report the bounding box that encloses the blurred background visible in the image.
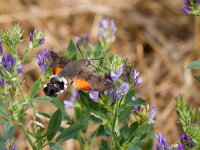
[0,0,200,149]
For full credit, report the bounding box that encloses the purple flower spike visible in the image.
[111,67,123,80]
[1,54,16,71]
[75,33,90,46]
[116,82,129,99]
[154,133,171,150]
[89,91,100,102]
[180,132,195,149]
[37,48,51,73]
[98,18,117,45]
[182,0,200,15]
[148,106,156,124]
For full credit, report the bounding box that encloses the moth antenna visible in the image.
[90,64,99,74]
[89,57,104,61]
[76,43,84,58]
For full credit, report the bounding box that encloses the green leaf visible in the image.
[125,90,135,103]
[118,106,132,121]
[49,142,64,150]
[0,105,10,119]
[56,124,85,142]
[0,118,6,124]
[128,122,139,141]
[0,123,15,146]
[27,80,42,99]
[119,98,146,121]
[91,125,112,137]
[99,139,110,150]
[67,39,77,52]
[126,98,146,107]
[119,124,129,145]
[188,60,200,69]
[194,75,200,82]
[134,124,152,140]
[34,96,69,121]
[47,109,62,141]
[78,91,108,119]
[89,115,103,124]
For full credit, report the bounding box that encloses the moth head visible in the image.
[81,59,91,68]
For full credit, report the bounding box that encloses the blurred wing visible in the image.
[74,70,113,92]
[50,51,69,69]
[50,51,70,74]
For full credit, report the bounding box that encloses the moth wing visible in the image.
[50,51,69,69]
[74,70,113,92]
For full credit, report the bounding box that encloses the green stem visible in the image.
[20,125,36,150]
[22,47,32,63]
[77,134,85,150]
[110,102,121,150]
[16,80,25,101]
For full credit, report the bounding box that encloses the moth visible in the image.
[43,50,113,97]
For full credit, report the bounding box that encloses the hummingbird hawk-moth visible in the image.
[43,51,113,97]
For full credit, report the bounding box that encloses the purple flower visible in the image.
[64,90,78,108]
[17,64,23,73]
[154,133,171,150]
[116,82,129,99]
[37,48,51,73]
[182,0,200,15]
[30,29,45,48]
[0,39,3,55]
[64,100,74,108]
[111,67,123,80]
[39,38,45,45]
[75,33,90,46]
[89,91,100,102]
[10,144,16,150]
[180,132,195,149]
[98,18,117,45]
[133,69,142,87]
[148,106,156,124]
[123,64,142,87]
[4,143,16,150]
[0,78,6,87]
[29,32,33,43]
[71,89,78,101]
[1,54,16,70]
[177,144,184,150]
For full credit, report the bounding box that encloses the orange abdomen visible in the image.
[53,67,63,74]
[73,79,91,91]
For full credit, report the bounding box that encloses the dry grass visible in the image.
[0,0,200,149]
